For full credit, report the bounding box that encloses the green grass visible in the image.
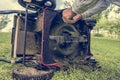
[0,32,120,80]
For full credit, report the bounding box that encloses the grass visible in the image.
[0,32,120,80]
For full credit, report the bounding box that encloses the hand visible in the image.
[62,8,82,24]
[62,8,76,19]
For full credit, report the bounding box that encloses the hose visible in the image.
[0,58,22,64]
[0,59,11,63]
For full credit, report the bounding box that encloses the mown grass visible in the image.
[0,32,120,80]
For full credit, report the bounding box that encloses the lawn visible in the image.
[0,32,120,80]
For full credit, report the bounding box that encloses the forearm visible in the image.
[72,0,110,18]
[81,1,110,18]
[110,0,120,7]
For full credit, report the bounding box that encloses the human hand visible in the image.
[62,8,82,24]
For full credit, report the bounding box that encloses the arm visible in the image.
[72,0,110,19]
[110,0,120,7]
[62,0,111,23]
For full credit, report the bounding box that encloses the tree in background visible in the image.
[111,19,120,38]
[92,4,120,39]
[0,15,10,31]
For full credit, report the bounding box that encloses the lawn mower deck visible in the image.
[0,0,99,80]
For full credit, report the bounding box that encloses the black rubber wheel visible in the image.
[12,67,54,80]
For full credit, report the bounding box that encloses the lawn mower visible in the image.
[0,0,98,80]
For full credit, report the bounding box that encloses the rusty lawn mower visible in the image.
[0,0,100,80]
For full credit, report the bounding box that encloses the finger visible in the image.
[62,8,76,20]
[62,17,76,24]
[73,14,82,22]
[62,17,70,23]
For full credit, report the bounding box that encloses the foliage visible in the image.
[0,33,120,80]
[94,18,107,30]
[102,4,114,19]
[94,18,120,38]
[92,4,120,38]
[93,33,104,37]
[91,13,102,21]
[105,20,120,34]
[114,7,120,14]
[0,15,10,30]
